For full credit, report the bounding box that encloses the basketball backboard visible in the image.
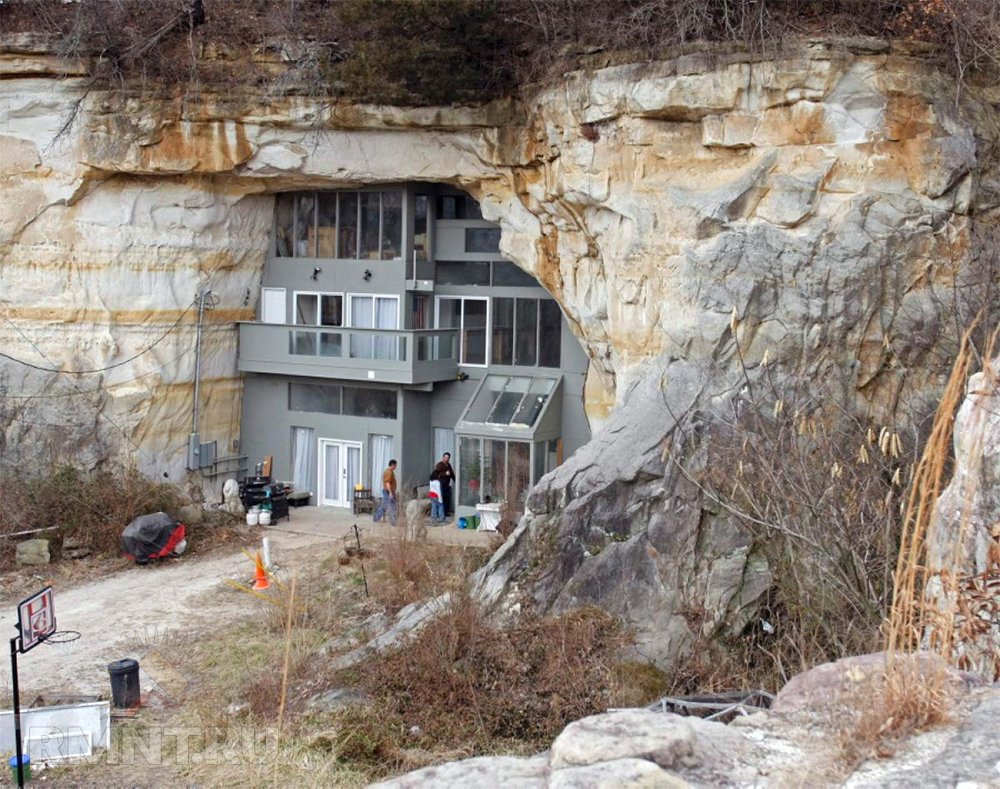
[17,587,56,653]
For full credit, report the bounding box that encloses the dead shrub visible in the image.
[837,654,953,768]
[371,533,492,615]
[328,597,633,778]
[0,463,188,568]
[694,376,916,686]
[839,327,994,769]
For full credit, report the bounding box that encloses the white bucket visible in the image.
[259,509,272,526]
[246,510,259,526]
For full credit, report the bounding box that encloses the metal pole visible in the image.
[10,637,24,788]
[353,524,369,597]
[191,288,211,436]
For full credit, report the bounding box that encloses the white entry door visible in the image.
[318,439,362,507]
[261,287,287,324]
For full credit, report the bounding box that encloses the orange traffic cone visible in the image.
[252,550,270,590]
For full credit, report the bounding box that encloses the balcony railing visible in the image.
[238,322,459,385]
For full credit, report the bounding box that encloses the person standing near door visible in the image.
[373,459,398,525]
[434,452,455,517]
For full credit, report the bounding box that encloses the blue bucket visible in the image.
[9,753,30,783]
[458,517,467,529]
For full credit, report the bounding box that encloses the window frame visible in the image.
[291,290,345,327]
[435,295,490,368]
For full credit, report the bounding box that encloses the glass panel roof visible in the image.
[464,375,556,429]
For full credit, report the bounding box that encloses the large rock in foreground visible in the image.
[373,654,998,787]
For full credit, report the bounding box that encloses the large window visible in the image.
[491,298,561,369]
[437,296,488,366]
[457,437,531,507]
[434,260,536,287]
[288,383,397,419]
[275,190,403,260]
[290,292,345,357]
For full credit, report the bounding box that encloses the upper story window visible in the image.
[275,190,403,261]
[436,260,536,287]
[465,227,501,254]
[294,292,343,327]
[437,194,482,220]
[491,297,561,368]
[288,382,397,419]
[437,296,488,366]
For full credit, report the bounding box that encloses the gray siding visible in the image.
[400,390,433,491]
[241,373,404,494]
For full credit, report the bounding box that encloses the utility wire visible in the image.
[0,302,194,374]
[0,340,204,399]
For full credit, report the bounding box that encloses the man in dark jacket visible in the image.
[434,452,456,517]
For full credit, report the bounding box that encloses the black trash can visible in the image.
[107,658,140,708]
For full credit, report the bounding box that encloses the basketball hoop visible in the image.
[40,630,81,654]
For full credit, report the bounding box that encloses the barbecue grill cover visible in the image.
[121,512,186,563]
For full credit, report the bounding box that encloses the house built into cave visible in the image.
[237,185,591,517]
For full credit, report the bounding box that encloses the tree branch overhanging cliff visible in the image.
[2,0,999,104]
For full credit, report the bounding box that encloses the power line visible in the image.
[0,344,197,399]
[0,302,194,375]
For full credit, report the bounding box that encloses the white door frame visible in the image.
[318,438,363,507]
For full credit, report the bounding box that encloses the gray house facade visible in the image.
[238,184,591,519]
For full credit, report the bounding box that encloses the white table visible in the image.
[475,502,502,532]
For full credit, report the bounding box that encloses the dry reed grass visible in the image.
[843,325,998,765]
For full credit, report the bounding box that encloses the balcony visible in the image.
[238,323,459,385]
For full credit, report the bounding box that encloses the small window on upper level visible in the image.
[437,194,483,220]
[465,227,501,254]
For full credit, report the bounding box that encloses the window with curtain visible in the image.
[369,434,394,491]
[290,426,315,493]
[349,295,399,360]
[433,427,454,467]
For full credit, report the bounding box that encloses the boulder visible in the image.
[306,687,369,713]
[177,504,204,526]
[16,538,50,566]
[61,536,91,560]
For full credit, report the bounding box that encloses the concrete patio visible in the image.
[262,504,498,548]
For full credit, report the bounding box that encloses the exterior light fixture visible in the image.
[312,267,322,280]
[363,269,373,282]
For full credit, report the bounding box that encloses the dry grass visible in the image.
[839,325,997,767]
[327,598,633,779]
[178,533,648,784]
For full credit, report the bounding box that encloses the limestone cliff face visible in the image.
[3,38,998,664]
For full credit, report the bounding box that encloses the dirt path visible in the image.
[0,531,333,701]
